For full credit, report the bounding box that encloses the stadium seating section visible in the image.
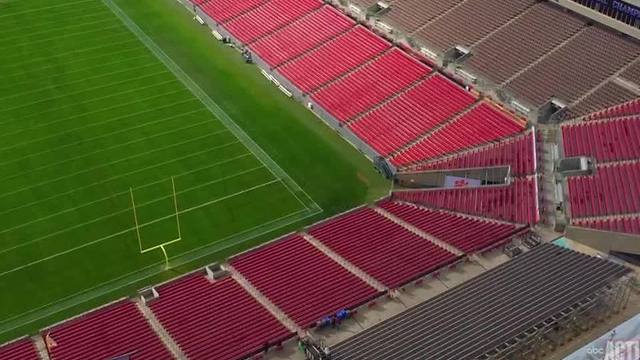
[249,6,354,67]
[0,338,38,360]
[393,177,540,224]
[149,274,292,360]
[412,130,536,176]
[568,81,640,119]
[583,98,640,121]
[573,216,640,235]
[413,0,537,52]
[562,117,640,162]
[199,0,269,24]
[311,48,431,122]
[463,3,585,85]
[222,0,323,43]
[230,235,381,328]
[504,26,640,108]
[348,74,476,156]
[378,200,528,253]
[277,26,390,93]
[308,207,459,288]
[391,103,526,166]
[43,300,172,360]
[381,0,461,34]
[567,161,640,218]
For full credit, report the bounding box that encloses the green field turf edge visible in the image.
[0,0,389,343]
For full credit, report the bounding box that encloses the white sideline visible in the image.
[0,179,283,278]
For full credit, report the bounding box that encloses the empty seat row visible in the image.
[412,130,536,175]
[308,207,459,288]
[505,26,640,108]
[230,235,380,328]
[312,48,431,122]
[573,215,640,236]
[582,98,640,121]
[392,177,540,224]
[348,74,476,156]
[380,0,461,34]
[277,26,390,93]
[222,0,322,43]
[562,116,640,162]
[0,338,38,360]
[463,3,585,85]
[149,274,292,360]
[414,0,537,53]
[199,0,269,24]
[567,161,640,218]
[378,200,527,253]
[566,81,639,119]
[391,102,526,166]
[249,6,354,67]
[43,300,172,360]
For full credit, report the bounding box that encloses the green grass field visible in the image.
[0,0,388,341]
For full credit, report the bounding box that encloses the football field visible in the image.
[0,0,330,339]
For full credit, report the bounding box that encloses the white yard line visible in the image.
[0,153,255,237]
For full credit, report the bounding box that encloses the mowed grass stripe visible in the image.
[0,152,259,245]
[0,62,164,102]
[0,28,137,66]
[0,0,101,19]
[0,131,241,209]
[0,23,128,57]
[0,77,185,125]
[0,164,276,268]
[0,9,115,35]
[0,70,175,112]
[2,119,221,183]
[0,17,121,45]
[0,47,153,84]
[0,100,207,169]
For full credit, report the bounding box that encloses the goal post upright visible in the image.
[129,177,183,269]
[130,187,143,253]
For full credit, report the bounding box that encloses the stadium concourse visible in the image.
[1,0,639,359]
